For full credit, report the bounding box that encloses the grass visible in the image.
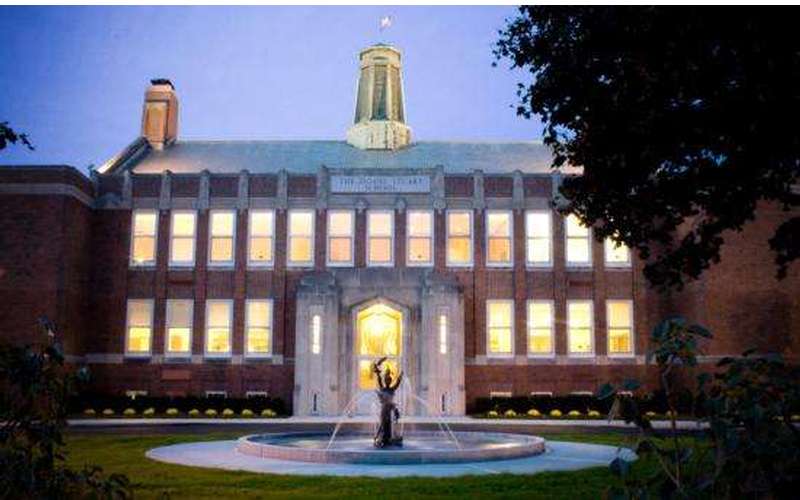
[63,430,640,499]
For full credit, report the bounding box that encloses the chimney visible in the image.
[141,79,178,150]
[346,44,411,150]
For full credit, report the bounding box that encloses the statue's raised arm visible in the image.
[391,371,403,391]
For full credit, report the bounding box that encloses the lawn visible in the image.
[64,430,639,499]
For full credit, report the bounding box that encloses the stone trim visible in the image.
[0,182,94,207]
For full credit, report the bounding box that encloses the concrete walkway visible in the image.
[146,439,636,477]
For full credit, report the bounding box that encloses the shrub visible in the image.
[166,408,180,417]
[549,409,562,417]
[83,408,96,417]
[241,409,254,418]
[504,409,517,417]
[142,407,155,418]
[664,409,677,419]
[487,410,499,418]
[222,408,235,418]
[792,414,800,422]
[188,409,200,418]
[204,409,218,418]
[102,408,115,417]
[122,408,136,417]
[261,408,277,418]
[587,410,601,418]
[567,410,581,417]
[527,408,541,417]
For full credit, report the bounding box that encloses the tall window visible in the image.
[447,210,473,266]
[169,211,196,266]
[130,210,157,266]
[367,210,394,266]
[565,214,591,266]
[311,314,322,354]
[487,300,513,356]
[205,300,232,357]
[486,211,513,266]
[525,211,552,266]
[527,300,554,356]
[605,237,631,267]
[607,300,634,356]
[327,210,354,266]
[248,210,274,266]
[407,210,433,266]
[125,299,153,356]
[208,210,236,265]
[245,299,272,357]
[438,311,448,355]
[567,301,593,356]
[165,299,193,357]
[287,210,314,267]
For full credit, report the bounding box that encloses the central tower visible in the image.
[346,44,411,150]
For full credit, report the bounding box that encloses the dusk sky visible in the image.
[0,6,545,173]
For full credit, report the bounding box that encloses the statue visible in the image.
[371,356,403,448]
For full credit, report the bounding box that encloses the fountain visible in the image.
[236,357,546,465]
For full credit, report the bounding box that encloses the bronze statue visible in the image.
[371,356,403,448]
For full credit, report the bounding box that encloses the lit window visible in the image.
[367,210,394,266]
[407,210,433,266]
[165,299,193,356]
[568,301,593,355]
[248,210,274,266]
[287,210,314,266]
[205,300,232,357]
[447,210,473,266]
[438,311,448,354]
[169,211,196,266]
[327,210,354,266]
[487,300,513,356]
[527,301,554,356]
[208,210,236,265]
[525,211,551,266]
[245,299,272,357]
[311,314,322,354]
[607,300,634,356]
[487,211,513,266]
[130,210,157,266]
[125,299,153,356]
[605,237,631,266]
[565,214,591,266]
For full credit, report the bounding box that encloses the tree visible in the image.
[495,7,800,288]
[0,122,34,153]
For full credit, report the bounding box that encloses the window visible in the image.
[248,210,274,266]
[367,210,394,265]
[605,237,631,266]
[527,301,554,356]
[130,210,157,266]
[447,210,473,266]
[245,299,272,357]
[125,299,153,356]
[205,300,232,357]
[607,300,634,356]
[486,211,513,266]
[327,210,354,266]
[287,210,314,266]
[407,210,433,266]
[487,300,513,356]
[165,299,193,357]
[208,210,236,265]
[565,214,591,266]
[525,211,552,266]
[169,211,196,266]
[311,314,322,354]
[567,301,594,356]
[438,311,448,355]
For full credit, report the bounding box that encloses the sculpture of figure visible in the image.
[371,356,403,448]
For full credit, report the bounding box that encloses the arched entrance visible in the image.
[352,301,404,414]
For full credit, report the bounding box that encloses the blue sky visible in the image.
[0,6,544,172]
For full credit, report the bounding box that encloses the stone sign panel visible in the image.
[331,175,430,193]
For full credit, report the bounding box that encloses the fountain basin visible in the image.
[237,431,546,465]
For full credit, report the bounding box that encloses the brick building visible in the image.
[1,44,798,415]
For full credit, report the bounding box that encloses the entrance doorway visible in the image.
[353,302,403,414]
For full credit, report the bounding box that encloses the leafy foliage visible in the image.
[0,317,129,499]
[598,317,800,498]
[495,7,800,288]
[0,122,34,153]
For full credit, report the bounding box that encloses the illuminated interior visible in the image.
[356,303,402,389]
